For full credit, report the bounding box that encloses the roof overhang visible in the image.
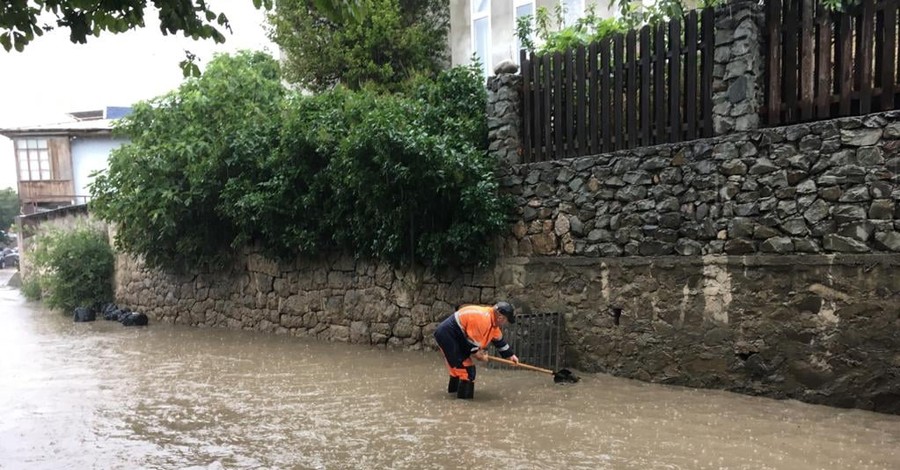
[0,118,118,139]
[0,128,114,139]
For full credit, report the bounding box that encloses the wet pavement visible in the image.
[1,267,899,469]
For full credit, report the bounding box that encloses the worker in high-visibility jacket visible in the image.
[433,301,519,399]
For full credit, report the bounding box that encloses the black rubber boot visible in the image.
[448,376,460,393]
[456,380,474,399]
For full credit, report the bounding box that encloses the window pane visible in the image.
[37,139,48,150]
[20,170,28,180]
[473,0,489,14]
[27,139,38,149]
[39,150,49,163]
[17,150,28,165]
[40,170,51,180]
[473,17,490,76]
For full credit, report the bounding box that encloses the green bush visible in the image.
[27,221,114,313]
[229,63,508,266]
[91,53,509,270]
[90,51,284,271]
[269,0,448,93]
[20,276,41,301]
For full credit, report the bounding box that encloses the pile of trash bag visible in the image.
[73,303,149,326]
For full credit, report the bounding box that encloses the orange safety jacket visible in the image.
[454,304,514,357]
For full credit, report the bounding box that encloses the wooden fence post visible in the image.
[712,0,766,134]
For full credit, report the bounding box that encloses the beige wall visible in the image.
[449,0,615,74]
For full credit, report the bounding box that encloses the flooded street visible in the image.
[1,269,899,469]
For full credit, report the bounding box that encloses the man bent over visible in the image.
[433,301,519,399]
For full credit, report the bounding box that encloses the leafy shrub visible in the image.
[20,276,41,301]
[230,63,507,266]
[90,53,509,270]
[27,221,114,313]
[90,51,284,271]
[269,0,448,93]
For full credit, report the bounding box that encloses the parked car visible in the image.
[0,248,18,269]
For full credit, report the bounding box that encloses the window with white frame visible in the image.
[562,0,584,27]
[16,138,51,181]
[471,0,491,76]
[514,0,534,63]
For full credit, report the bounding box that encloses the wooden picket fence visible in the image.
[767,0,900,125]
[519,8,716,163]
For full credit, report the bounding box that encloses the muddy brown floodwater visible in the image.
[1,270,899,469]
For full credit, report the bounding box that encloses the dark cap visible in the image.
[494,301,515,324]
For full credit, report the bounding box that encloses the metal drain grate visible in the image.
[490,312,563,371]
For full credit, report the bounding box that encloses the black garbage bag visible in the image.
[121,312,148,327]
[73,307,96,322]
[115,307,132,323]
[102,303,120,321]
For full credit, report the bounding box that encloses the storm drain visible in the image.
[490,312,564,371]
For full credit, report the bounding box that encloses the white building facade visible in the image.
[448,0,615,76]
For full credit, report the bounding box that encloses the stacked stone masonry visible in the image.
[115,251,500,352]
[498,112,900,258]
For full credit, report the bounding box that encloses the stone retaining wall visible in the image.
[498,112,900,258]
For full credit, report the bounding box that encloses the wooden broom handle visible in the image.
[486,355,554,375]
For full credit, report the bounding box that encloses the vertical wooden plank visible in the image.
[860,0,875,114]
[626,30,638,149]
[521,50,533,163]
[640,26,651,146]
[768,0,784,125]
[565,48,576,157]
[531,53,543,162]
[874,1,884,98]
[801,0,815,120]
[554,51,564,158]
[614,34,624,151]
[669,18,683,142]
[601,37,612,153]
[589,42,600,154]
[816,4,833,119]
[685,10,699,140]
[654,22,667,144]
[576,45,587,156]
[702,7,714,137]
[884,0,897,110]
[839,13,853,114]
[784,0,799,123]
[542,53,553,161]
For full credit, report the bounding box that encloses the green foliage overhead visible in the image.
[268,0,448,92]
[27,221,114,313]
[0,188,18,238]
[90,51,284,271]
[0,0,260,52]
[0,0,370,52]
[90,53,508,270]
